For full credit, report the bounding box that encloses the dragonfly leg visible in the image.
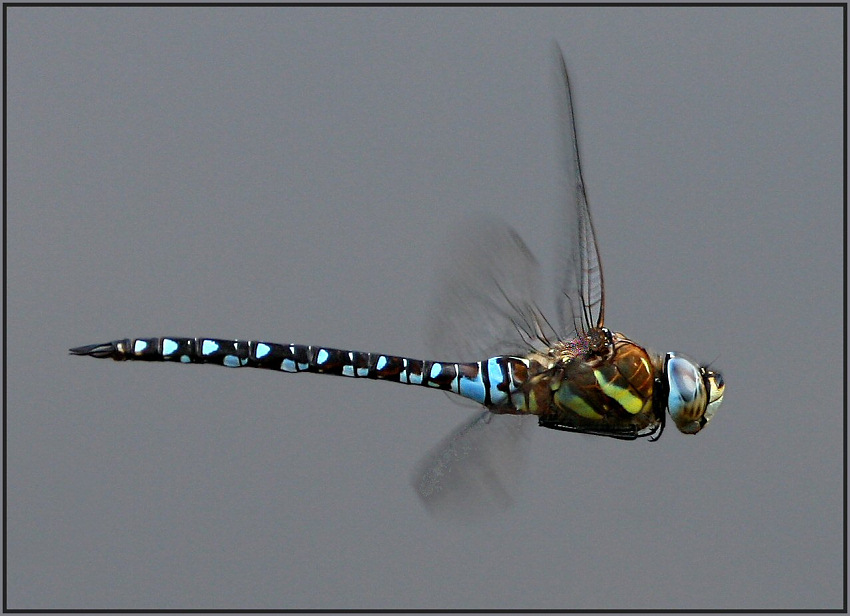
[537,418,640,440]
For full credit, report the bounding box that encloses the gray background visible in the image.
[6,6,843,610]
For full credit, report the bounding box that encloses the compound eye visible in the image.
[669,356,700,402]
[666,355,707,434]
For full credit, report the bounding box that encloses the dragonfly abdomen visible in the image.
[69,337,532,411]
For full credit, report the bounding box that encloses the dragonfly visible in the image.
[71,46,725,513]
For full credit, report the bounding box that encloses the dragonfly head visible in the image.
[663,352,725,434]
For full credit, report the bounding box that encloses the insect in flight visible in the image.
[71,46,725,512]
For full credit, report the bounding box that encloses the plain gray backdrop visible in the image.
[6,6,844,610]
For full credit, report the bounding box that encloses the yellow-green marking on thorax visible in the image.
[594,369,646,415]
[552,382,604,421]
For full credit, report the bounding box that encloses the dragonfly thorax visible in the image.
[525,329,660,437]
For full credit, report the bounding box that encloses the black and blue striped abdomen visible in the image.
[69,337,532,412]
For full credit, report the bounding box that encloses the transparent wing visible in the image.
[414,217,543,517]
[552,43,605,338]
[412,410,533,520]
[426,216,553,362]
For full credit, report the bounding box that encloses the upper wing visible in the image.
[552,44,606,339]
[426,216,553,362]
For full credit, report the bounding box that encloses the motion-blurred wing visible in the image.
[426,216,550,362]
[412,410,532,519]
[552,44,605,338]
[416,217,541,517]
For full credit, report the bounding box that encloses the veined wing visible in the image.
[414,217,541,517]
[426,216,555,362]
[552,44,605,339]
